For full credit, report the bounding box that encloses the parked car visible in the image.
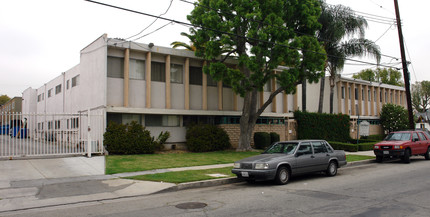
[231,140,347,185]
[374,130,430,163]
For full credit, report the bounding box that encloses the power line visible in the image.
[375,22,396,42]
[85,0,399,70]
[125,0,174,40]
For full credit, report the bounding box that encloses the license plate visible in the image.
[241,172,249,177]
[383,151,389,154]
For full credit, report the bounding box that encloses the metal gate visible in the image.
[0,110,105,159]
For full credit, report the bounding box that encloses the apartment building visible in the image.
[22,34,406,147]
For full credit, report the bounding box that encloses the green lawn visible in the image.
[346,155,374,162]
[127,167,235,184]
[106,151,261,174]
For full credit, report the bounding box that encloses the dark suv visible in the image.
[374,130,430,163]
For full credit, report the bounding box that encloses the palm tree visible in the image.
[317,1,381,114]
[170,32,196,51]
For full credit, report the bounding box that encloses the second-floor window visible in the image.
[55,84,61,95]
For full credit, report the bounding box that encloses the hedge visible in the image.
[253,132,271,149]
[294,111,351,142]
[328,141,379,152]
[186,124,231,152]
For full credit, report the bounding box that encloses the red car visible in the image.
[374,130,430,163]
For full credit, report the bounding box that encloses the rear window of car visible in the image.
[385,133,411,141]
[418,132,427,141]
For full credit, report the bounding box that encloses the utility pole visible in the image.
[394,0,415,129]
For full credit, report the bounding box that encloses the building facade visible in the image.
[22,34,406,148]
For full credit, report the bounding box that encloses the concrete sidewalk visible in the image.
[0,151,376,214]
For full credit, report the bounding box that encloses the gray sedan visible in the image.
[231,140,347,184]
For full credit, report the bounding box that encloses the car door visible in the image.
[293,142,314,174]
[311,141,330,171]
[418,132,428,153]
[411,132,420,155]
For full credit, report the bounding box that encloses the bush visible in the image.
[104,121,170,155]
[270,132,280,144]
[380,104,409,133]
[358,142,377,151]
[186,124,231,152]
[294,111,351,142]
[367,134,385,141]
[253,132,271,149]
[328,141,358,152]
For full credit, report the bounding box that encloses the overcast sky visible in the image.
[1,0,428,97]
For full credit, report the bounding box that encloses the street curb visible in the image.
[155,158,376,194]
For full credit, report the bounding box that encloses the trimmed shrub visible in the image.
[328,141,358,152]
[294,111,351,142]
[358,142,377,151]
[104,121,170,155]
[186,124,231,152]
[253,132,271,150]
[367,134,385,141]
[270,132,280,144]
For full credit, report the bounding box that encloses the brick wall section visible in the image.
[219,120,298,148]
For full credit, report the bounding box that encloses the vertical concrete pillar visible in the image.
[202,61,207,110]
[233,92,238,111]
[376,86,381,115]
[344,82,349,115]
[218,81,223,110]
[397,90,400,105]
[283,92,288,113]
[165,55,171,109]
[337,81,342,114]
[145,52,151,108]
[293,88,298,111]
[272,76,277,113]
[184,58,190,110]
[370,86,375,116]
[358,84,362,116]
[351,83,356,116]
[364,85,369,116]
[123,48,130,107]
[381,88,386,108]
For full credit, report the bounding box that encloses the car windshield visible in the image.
[263,142,298,154]
[384,132,411,141]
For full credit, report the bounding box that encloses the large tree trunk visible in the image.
[302,78,307,111]
[329,76,335,114]
[237,90,258,151]
[318,77,325,113]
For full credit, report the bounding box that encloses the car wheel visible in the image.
[402,149,411,164]
[425,147,430,160]
[376,155,383,163]
[326,161,338,177]
[275,167,290,185]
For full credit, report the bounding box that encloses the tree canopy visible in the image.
[186,0,326,150]
[352,68,404,86]
[412,81,430,113]
[380,103,409,134]
[0,95,10,105]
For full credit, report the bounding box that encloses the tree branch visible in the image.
[256,86,286,117]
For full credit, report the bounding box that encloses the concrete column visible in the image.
[165,55,171,109]
[376,86,381,115]
[293,88,298,111]
[272,76,277,113]
[358,84,362,116]
[123,48,130,107]
[145,52,151,108]
[202,61,207,110]
[351,83,356,115]
[283,92,288,113]
[364,85,369,116]
[381,88,386,108]
[233,92,238,111]
[184,58,190,110]
[218,81,223,110]
[397,90,400,105]
[370,86,374,116]
[337,81,342,114]
[344,82,349,115]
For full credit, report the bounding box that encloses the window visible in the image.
[355,88,358,100]
[297,142,313,155]
[189,66,202,85]
[418,132,426,141]
[374,90,376,102]
[48,89,52,98]
[71,118,79,129]
[170,64,183,83]
[37,94,41,102]
[145,115,180,127]
[151,62,166,82]
[368,90,371,101]
[55,120,60,129]
[207,74,217,86]
[348,87,351,99]
[66,80,70,90]
[42,93,44,100]
[412,133,419,141]
[323,141,334,153]
[122,114,142,125]
[48,121,52,130]
[341,87,345,99]
[312,141,328,154]
[72,75,80,87]
[55,84,61,95]
[129,59,145,80]
[107,56,124,78]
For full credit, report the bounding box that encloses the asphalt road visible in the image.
[5,158,430,217]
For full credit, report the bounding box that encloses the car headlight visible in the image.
[255,163,270,170]
[394,145,403,149]
[233,163,241,169]
[374,145,379,149]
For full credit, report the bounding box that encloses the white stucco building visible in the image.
[22,34,406,147]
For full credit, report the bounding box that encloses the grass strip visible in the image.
[346,155,374,162]
[126,167,235,184]
[106,151,260,174]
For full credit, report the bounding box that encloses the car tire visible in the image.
[275,167,290,185]
[425,147,430,160]
[376,155,383,163]
[402,149,411,164]
[326,161,338,177]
